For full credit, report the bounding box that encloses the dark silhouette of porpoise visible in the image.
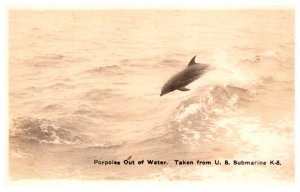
[160,56,209,96]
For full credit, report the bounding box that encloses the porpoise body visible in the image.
[160,56,209,96]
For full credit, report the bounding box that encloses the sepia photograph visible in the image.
[8,8,294,183]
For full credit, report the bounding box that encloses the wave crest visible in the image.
[10,117,85,145]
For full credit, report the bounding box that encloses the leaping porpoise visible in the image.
[160,55,209,96]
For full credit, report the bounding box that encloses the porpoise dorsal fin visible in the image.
[188,55,197,66]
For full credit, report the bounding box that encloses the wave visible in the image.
[83,88,122,100]
[25,54,89,68]
[10,117,86,145]
[48,82,76,90]
[26,54,65,68]
[131,83,256,158]
[85,65,124,75]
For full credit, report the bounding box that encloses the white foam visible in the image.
[175,103,199,122]
[263,50,277,56]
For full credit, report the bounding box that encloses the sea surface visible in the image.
[9,9,294,182]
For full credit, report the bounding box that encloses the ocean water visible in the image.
[9,9,294,182]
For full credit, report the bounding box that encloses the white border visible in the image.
[0,1,8,190]
[0,0,297,6]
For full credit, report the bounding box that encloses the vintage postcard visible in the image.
[8,8,294,183]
